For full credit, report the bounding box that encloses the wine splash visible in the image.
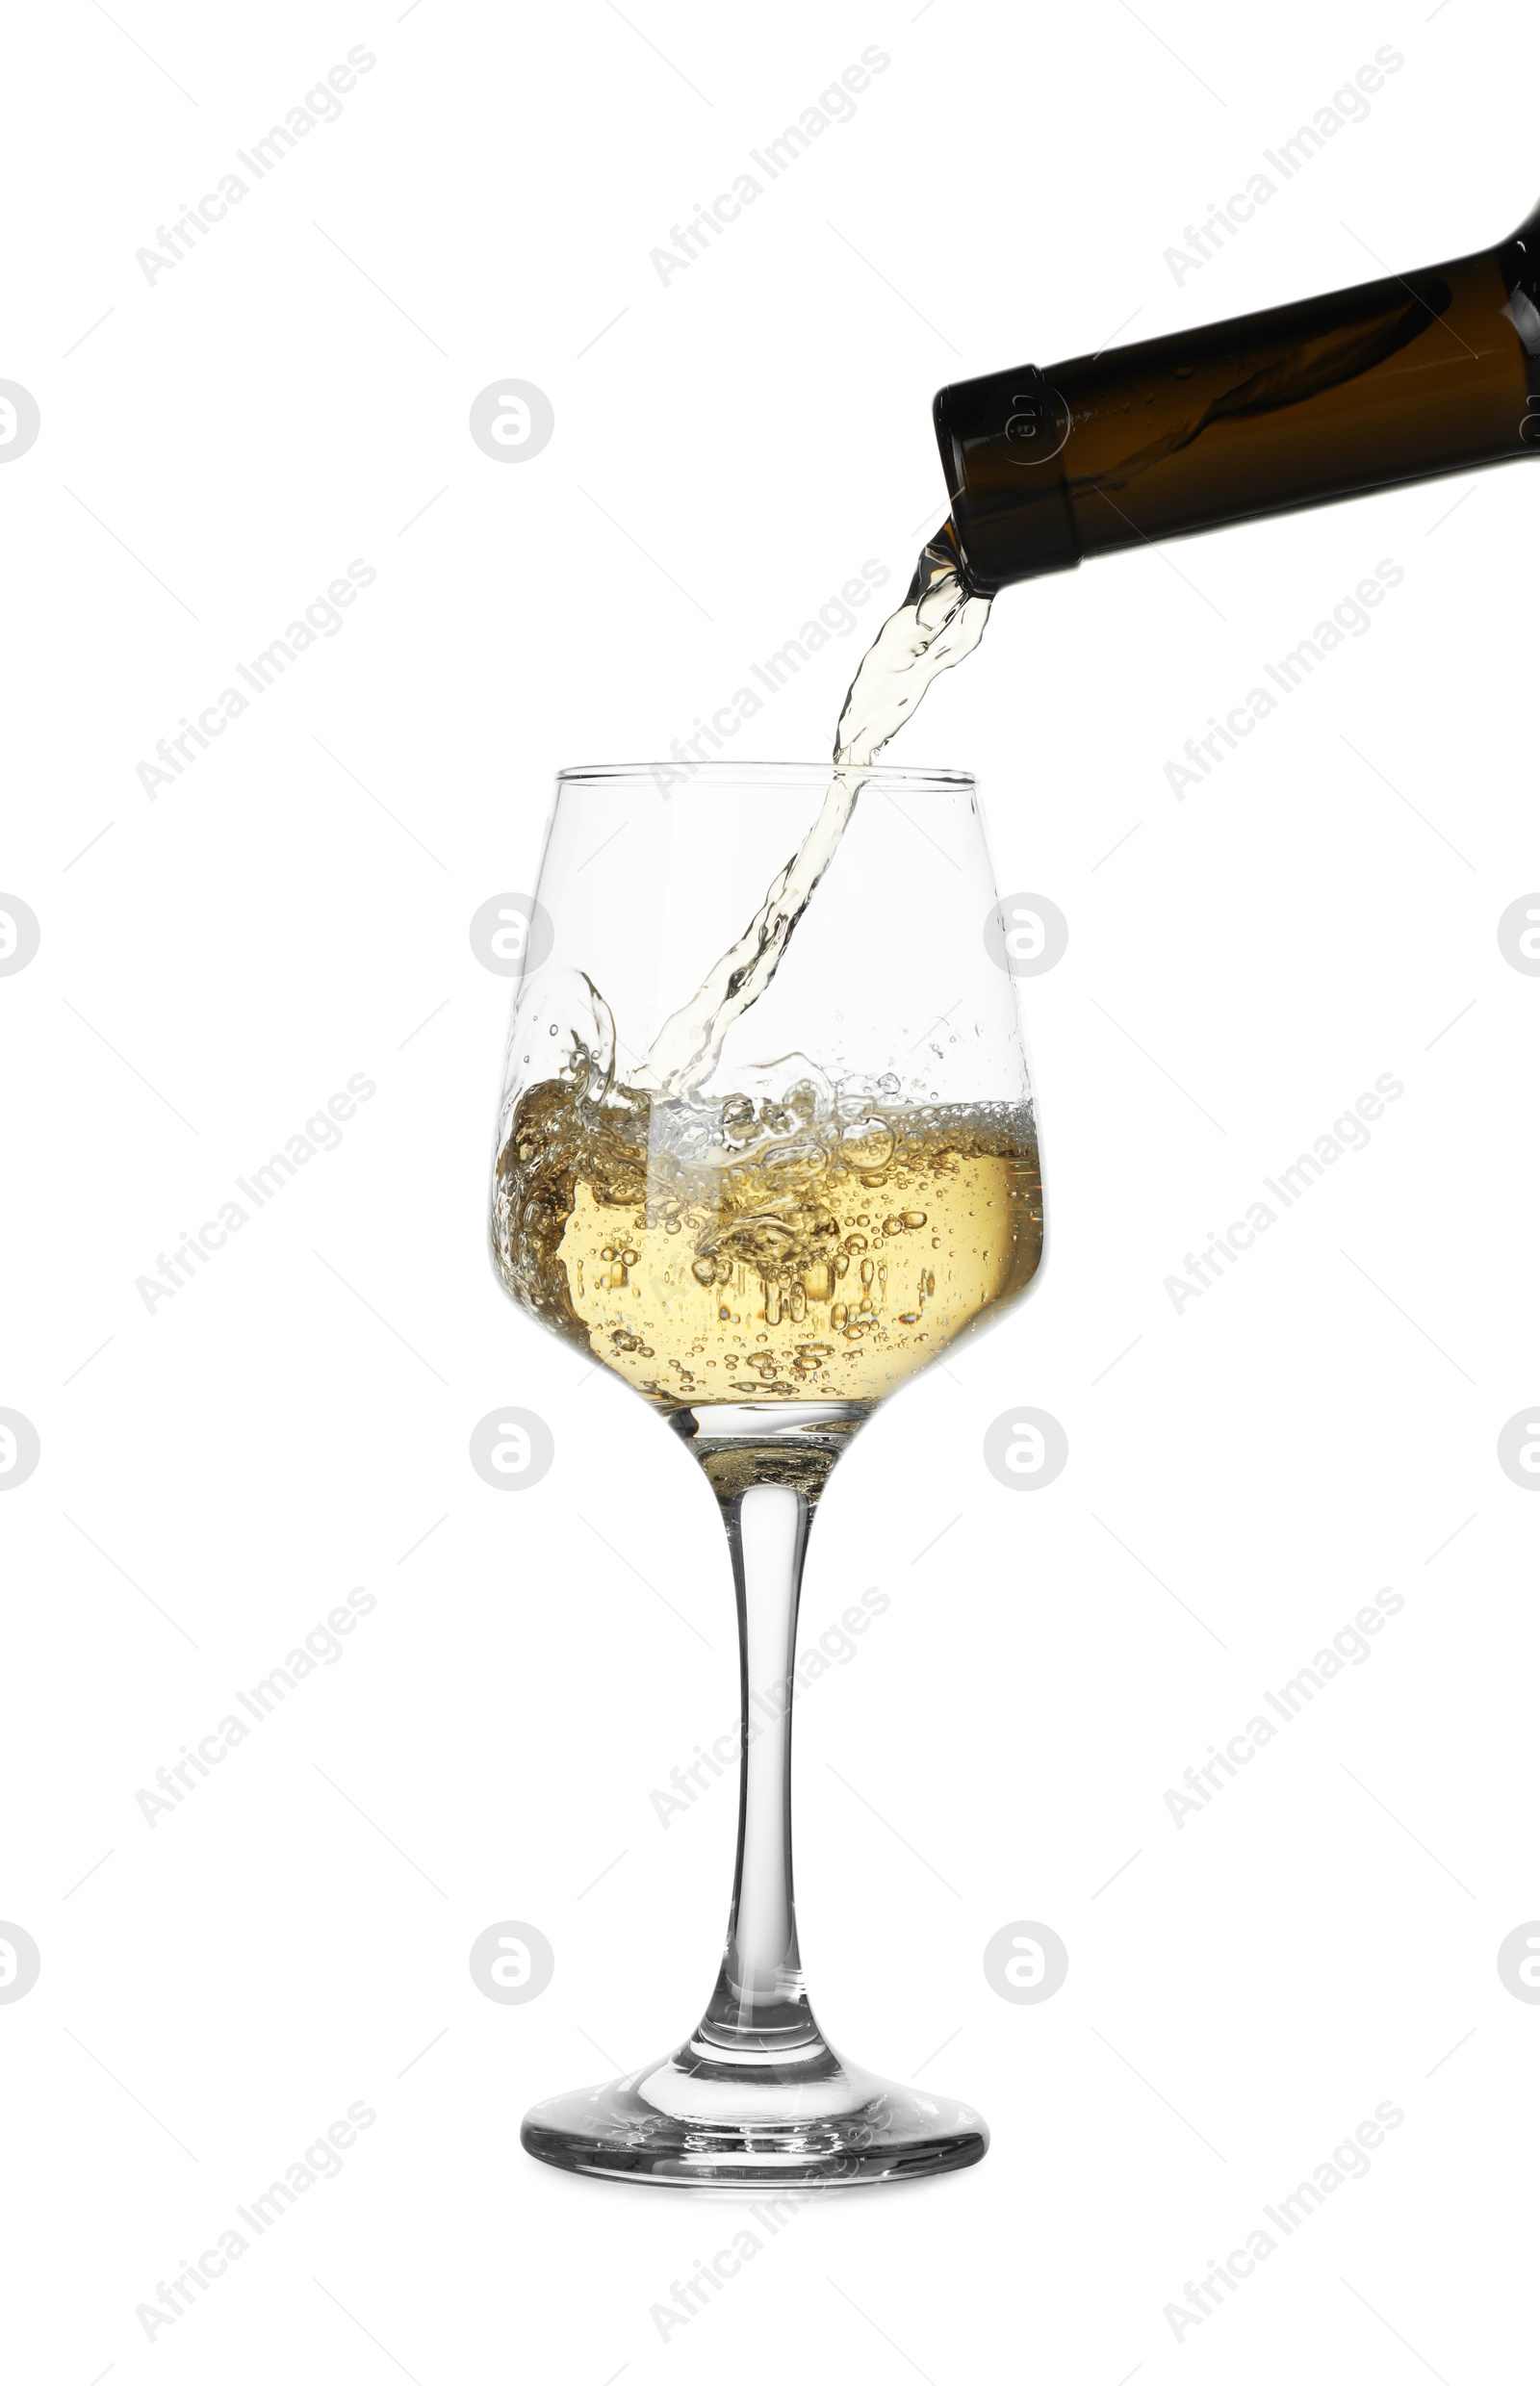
[491,522,1031,1415]
[494,1068,1040,1410]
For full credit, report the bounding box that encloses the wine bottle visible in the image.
[933,202,1540,594]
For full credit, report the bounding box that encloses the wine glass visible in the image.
[489,760,1043,2187]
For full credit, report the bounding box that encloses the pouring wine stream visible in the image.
[633,524,990,1097]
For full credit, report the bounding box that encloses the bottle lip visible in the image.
[555,759,977,791]
[932,368,1082,592]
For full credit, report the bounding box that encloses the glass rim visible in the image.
[554,758,976,792]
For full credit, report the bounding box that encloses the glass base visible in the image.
[521,2035,988,2189]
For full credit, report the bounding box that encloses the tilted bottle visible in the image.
[932,202,1540,594]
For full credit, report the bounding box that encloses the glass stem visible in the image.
[693,1480,825,2064]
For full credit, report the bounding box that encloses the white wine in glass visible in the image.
[490,760,1042,2186]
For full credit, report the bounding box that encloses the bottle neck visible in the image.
[937,205,1540,596]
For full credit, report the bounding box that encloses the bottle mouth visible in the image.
[555,760,977,792]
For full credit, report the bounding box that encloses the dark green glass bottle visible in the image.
[933,202,1540,594]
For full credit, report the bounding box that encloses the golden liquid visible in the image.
[493,1071,1041,1408]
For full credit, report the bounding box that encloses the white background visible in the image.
[4,1,1538,2378]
